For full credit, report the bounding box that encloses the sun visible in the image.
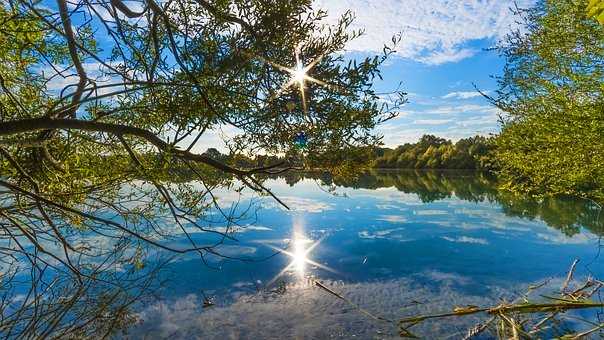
[292,62,306,85]
[255,46,331,114]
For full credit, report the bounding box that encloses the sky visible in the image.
[191,0,535,150]
[313,0,535,147]
[43,0,536,151]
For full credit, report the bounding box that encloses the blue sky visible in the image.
[373,47,504,146]
[314,0,535,146]
[189,0,535,150]
[43,0,535,150]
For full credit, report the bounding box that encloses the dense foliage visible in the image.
[492,0,604,202]
[588,0,604,24]
[372,135,494,170]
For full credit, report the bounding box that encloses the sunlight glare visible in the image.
[292,232,308,274]
[292,62,306,85]
[264,217,338,286]
[255,46,333,116]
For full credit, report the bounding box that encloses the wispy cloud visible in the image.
[264,197,334,213]
[314,0,534,65]
[442,91,486,100]
[441,236,489,245]
[413,118,453,126]
[211,225,272,234]
[42,62,117,95]
[419,48,476,65]
[415,209,448,216]
[131,277,518,338]
[378,101,501,146]
[358,227,407,240]
[176,125,242,154]
[434,104,496,114]
[377,215,407,223]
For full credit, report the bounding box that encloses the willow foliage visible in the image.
[493,0,604,202]
[0,0,404,336]
[588,0,604,24]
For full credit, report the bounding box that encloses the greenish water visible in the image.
[132,170,603,339]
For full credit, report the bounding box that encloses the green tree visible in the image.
[491,0,604,202]
[372,135,493,170]
[0,0,404,336]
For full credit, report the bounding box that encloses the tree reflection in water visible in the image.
[269,169,603,237]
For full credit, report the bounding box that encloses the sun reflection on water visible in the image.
[265,217,337,286]
[292,233,309,275]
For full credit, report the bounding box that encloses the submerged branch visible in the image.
[398,259,604,338]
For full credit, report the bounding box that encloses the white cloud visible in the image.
[211,224,272,234]
[67,0,147,23]
[214,245,258,257]
[414,209,448,216]
[441,236,489,245]
[379,127,433,145]
[419,48,476,65]
[358,227,408,240]
[175,125,241,154]
[314,0,535,64]
[263,196,334,213]
[429,104,494,115]
[376,215,406,223]
[442,91,486,100]
[42,62,117,95]
[375,204,403,210]
[376,101,503,146]
[536,232,596,245]
[131,277,509,338]
[413,118,453,125]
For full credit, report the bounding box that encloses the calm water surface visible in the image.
[132,171,603,339]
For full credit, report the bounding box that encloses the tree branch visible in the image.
[56,0,87,118]
[0,117,245,175]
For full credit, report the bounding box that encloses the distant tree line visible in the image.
[203,134,495,172]
[372,135,494,170]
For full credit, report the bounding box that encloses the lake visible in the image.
[130,170,604,339]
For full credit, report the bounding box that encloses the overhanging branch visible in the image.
[0,117,292,210]
[0,117,245,175]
